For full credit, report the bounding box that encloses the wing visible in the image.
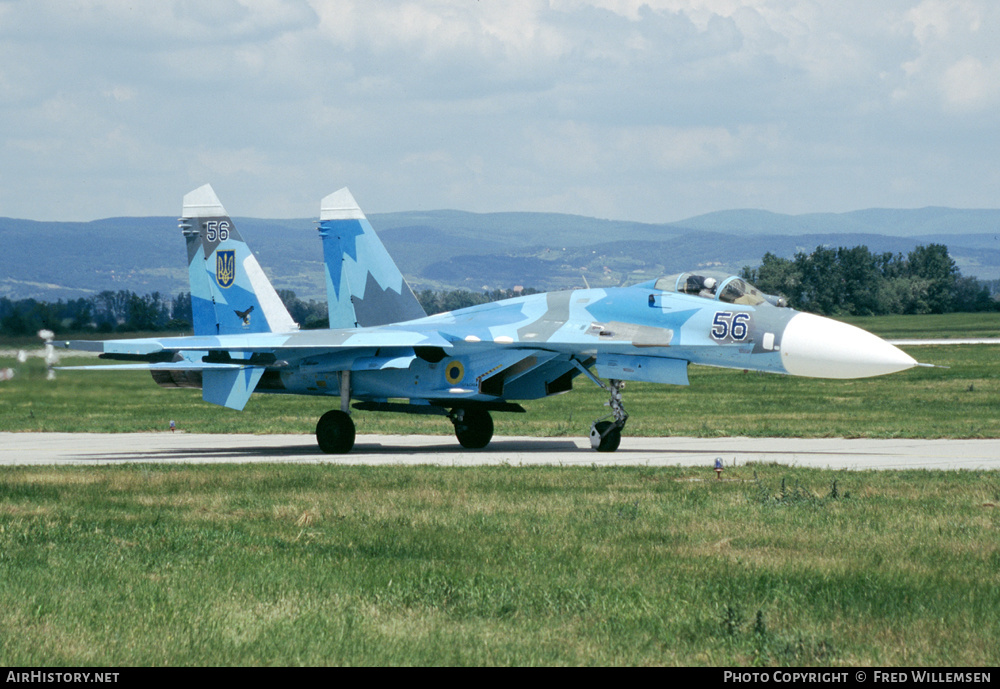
[58,326,455,411]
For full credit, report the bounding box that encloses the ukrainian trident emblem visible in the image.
[216,250,235,288]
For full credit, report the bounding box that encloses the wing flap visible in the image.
[55,362,249,372]
[60,329,454,357]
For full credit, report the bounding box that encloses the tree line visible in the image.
[0,287,540,336]
[0,289,335,337]
[0,291,190,337]
[415,287,540,315]
[2,243,995,336]
[741,244,997,316]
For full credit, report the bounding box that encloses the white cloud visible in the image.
[0,0,998,221]
[940,55,1000,111]
[103,85,135,103]
[895,0,1000,111]
[906,0,982,44]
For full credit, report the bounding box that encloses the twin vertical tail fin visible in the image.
[174,184,419,411]
[182,184,422,333]
[318,188,426,329]
[180,184,297,337]
[180,185,296,411]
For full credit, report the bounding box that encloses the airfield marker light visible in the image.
[714,457,724,480]
[39,329,57,380]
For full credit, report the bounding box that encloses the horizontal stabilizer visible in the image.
[61,339,165,355]
[61,328,454,357]
[165,329,452,352]
[61,340,106,352]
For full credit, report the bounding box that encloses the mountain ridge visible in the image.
[3,207,998,302]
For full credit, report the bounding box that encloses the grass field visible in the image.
[2,341,999,438]
[1,464,998,666]
[838,311,1000,339]
[2,314,999,666]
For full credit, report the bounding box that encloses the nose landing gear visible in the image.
[589,378,628,452]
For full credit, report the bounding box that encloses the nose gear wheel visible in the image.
[589,378,628,452]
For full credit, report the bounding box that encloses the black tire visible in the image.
[454,408,493,449]
[316,410,356,454]
[593,421,622,453]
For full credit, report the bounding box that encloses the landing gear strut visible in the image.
[450,407,494,449]
[588,378,628,453]
[317,371,355,454]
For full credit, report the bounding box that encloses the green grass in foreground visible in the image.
[2,342,999,437]
[1,464,997,666]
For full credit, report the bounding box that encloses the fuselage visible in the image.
[220,279,916,407]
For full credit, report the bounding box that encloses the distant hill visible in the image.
[674,207,1000,237]
[2,207,999,302]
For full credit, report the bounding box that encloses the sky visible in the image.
[1,0,998,223]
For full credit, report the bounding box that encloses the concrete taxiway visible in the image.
[2,432,999,470]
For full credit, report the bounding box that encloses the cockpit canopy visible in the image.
[654,271,786,307]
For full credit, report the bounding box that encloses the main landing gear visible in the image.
[313,367,626,454]
[450,407,494,449]
[317,371,357,454]
[316,409,355,454]
[314,404,496,454]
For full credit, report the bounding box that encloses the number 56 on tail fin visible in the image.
[180,184,297,336]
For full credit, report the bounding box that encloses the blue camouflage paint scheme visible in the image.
[58,184,920,450]
[68,281,794,409]
[319,219,365,300]
[318,190,425,329]
[180,187,295,339]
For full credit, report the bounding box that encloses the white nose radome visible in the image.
[781,312,918,379]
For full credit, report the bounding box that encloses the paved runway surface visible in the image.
[2,432,999,470]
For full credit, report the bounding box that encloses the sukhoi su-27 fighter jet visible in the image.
[60,185,921,453]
